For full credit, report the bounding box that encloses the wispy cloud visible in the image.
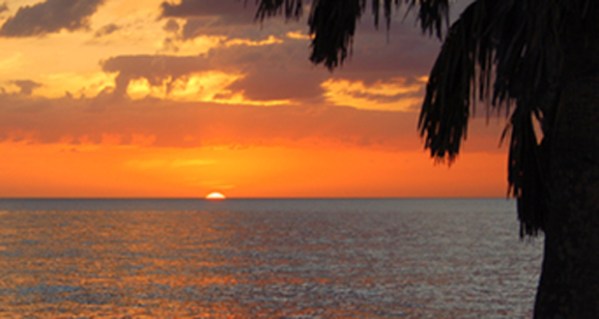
[94,23,120,38]
[321,77,425,112]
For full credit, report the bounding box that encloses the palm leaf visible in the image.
[256,0,450,68]
[419,0,565,236]
[255,0,303,20]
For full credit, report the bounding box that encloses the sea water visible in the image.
[0,199,542,318]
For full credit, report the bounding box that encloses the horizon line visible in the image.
[0,196,512,200]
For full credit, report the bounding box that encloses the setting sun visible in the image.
[205,192,226,200]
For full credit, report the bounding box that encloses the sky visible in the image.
[0,0,508,198]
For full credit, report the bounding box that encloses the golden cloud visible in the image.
[321,77,424,112]
[37,72,117,98]
[286,31,312,40]
[125,71,290,106]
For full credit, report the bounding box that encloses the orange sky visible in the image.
[0,0,508,198]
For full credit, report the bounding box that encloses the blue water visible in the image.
[0,199,542,318]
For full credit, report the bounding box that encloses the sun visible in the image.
[205,192,226,200]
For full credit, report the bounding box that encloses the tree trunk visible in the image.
[533,10,599,317]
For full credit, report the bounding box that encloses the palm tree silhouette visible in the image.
[256,0,599,317]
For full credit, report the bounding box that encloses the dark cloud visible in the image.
[102,55,211,79]
[211,41,328,102]
[228,67,326,102]
[102,38,327,102]
[0,92,506,153]
[0,93,426,150]
[0,2,8,14]
[12,80,42,95]
[163,19,180,33]
[0,0,104,37]
[161,0,253,19]
[160,0,290,40]
[159,0,446,68]
[94,23,120,38]
[179,16,300,41]
[101,54,211,96]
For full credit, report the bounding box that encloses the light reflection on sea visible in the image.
[0,199,542,318]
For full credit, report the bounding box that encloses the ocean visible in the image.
[0,199,542,319]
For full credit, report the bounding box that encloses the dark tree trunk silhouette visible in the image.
[534,7,599,316]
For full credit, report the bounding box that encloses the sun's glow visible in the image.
[205,192,226,200]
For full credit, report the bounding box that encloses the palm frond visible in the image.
[308,0,366,69]
[406,0,449,38]
[419,0,564,236]
[255,0,303,20]
[505,106,548,237]
[256,0,450,69]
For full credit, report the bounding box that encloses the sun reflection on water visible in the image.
[0,200,541,318]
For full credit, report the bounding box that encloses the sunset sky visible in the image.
[0,0,508,198]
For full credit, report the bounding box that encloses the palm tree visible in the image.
[256,0,599,317]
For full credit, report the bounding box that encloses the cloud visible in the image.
[0,93,424,150]
[163,19,180,33]
[0,0,104,37]
[163,6,439,98]
[102,53,295,106]
[321,77,425,112]
[226,66,326,102]
[179,15,297,40]
[37,72,116,99]
[11,80,41,95]
[94,23,120,38]
[161,0,252,19]
[101,32,433,107]
[286,31,311,40]
[124,71,245,103]
[0,2,7,15]
[160,0,297,41]
[0,91,506,156]
[207,40,328,102]
[101,54,212,96]
[102,36,328,103]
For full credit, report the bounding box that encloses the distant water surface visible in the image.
[0,199,542,318]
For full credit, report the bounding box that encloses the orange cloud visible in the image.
[124,71,290,106]
[224,35,284,47]
[125,71,241,102]
[286,31,312,40]
[321,77,424,112]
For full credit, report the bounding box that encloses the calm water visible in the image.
[0,199,542,319]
